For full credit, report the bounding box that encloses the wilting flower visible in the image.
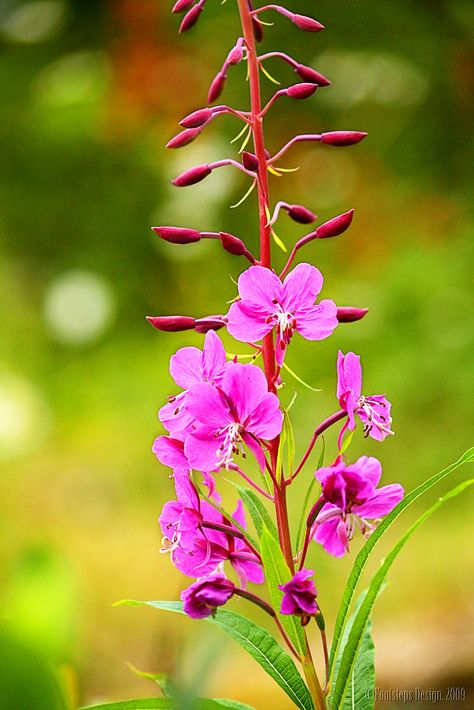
[159,330,227,438]
[184,362,282,471]
[279,569,318,616]
[227,263,337,365]
[314,456,404,557]
[181,574,236,618]
[337,351,393,444]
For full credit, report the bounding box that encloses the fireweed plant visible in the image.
[84,4,474,710]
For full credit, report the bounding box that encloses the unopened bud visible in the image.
[295,64,330,87]
[195,316,226,333]
[179,1,203,32]
[172,163,212,187]
[172,0,194,12]
[226,40,244,66]
[336,307,369,323]
[241,151,259,172]
[147,316,196,332]
[166,127,201,149]
[180,107,213,128]
[287,204,317,224]
[152,226,201,244]
[220,232,247,256]
[287,82,318,99]
[291,13,324,32]
[316,209,354,238]
[208,71,227,103]
[321,131,368,147]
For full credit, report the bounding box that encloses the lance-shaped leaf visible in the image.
[232,484,278,539]
[276,409,296,484]
[117,601,313,710]
[329,448,474,677]
[259,527,306,656]
[331,478,474,709]
[80,698,255,709]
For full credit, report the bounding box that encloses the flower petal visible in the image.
[295,300,338,340]
[227,300,273,343]
[185,382,231,429]
[221,362,268,423]
[314,514,347,557]
[355,483,404,518]
[169,346,203,389]
[152,435,188,471]
[237,265,283,307]
[246,392,283,440]
[283,263,324,310]
[337,351,362,404]
[202,330,227,383]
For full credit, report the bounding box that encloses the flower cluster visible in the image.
[148,1,405,693]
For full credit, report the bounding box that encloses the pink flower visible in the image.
[227,263,338,365]
[337,351,393,443]
[181,574,236,619]
[279,569,318,616]
[314,456,404,557]
[184,362,282,471]
[159,330,227,439]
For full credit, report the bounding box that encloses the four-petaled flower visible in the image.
[314,456,404,557]
[227,263,338,365]
[185,362,282,471]
[337,351,393,445]
[279,569,319,617]
[181,574,236,619]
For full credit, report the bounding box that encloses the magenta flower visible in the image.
[279,569,318,616]
[181,574,236,619]
[227,263,338,365]
[159,330,227,439]
[337,351,393,444]
[184,362,282,471]
[314,456,404,557]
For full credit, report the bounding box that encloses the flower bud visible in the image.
[172,0,194,12]
[336,307,369,323]
[208,71,227,103]
[171,163,212,187]
[180,107,213,128]
[295,64,330,87]
[226,40,244,66]
[316,209,354,238]
[241,151,259,172]
[146,316,196,332]
[166,127,201,149]
[194,315,226,333]
[181,574,235,619]
[179,1,203,32]
[286,204,317,224]
[291,14,324,32]
[320,131,368,146]
[287,82,318,99]
[151,226,201,244]
[220,232,247,256]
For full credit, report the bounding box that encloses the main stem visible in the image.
[236,3,326,707]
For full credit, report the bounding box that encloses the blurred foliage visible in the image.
[0,0,473,708]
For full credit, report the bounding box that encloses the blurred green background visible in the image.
[0,0,473,708]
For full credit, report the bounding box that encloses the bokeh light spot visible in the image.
[1,1,66,44]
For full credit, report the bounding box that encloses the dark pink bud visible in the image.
[180,107,213,128]
[295,64,330,87]
[207,72,227,103]
[194,316,226,333]
[166,127,201,149]
[291,13,325,32]
[146,316,196,332]
[241,151,259,172]
[287,204,317,224]
[179,1,203,32]
[287,82,318,99]
[220,232,247,256]
[336,307,369,323]
[316,209,354,239]
[172,0,194,13]
[151,226,201,244]
[320,131,368,146]
[171,163,212,187]
[226,43,244,66]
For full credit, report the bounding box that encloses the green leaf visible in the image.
[295,439,325,552]
[80,699,254,710]
[125,664,176,698]
[236,486,278,539]
[118,601,313,710]
[259,527,306,657]
[195,485,259,553]
[276,409,296,484]
[329,448,474,676]
[331,478,474,710]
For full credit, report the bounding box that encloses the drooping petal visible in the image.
[355,483,404,518]
[185,382,232,429]
[201,330,227,383]
[227,300,274,343]
[295,300,338,340]
[314,513,347,557]
[246,391,283,440]
[237,265,283,309]
[221,362,268,423]
[158,393,194,439]
[232,556,264,586]
[337,350,362,405]
[185,429,225,472]
[169,346,203,388]
[152,435,189,471]
[282,263,323,311]
[172,539,225,577]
